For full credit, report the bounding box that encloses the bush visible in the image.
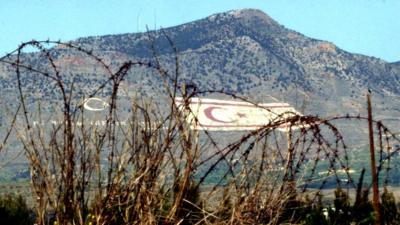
[0,194,33,225]
[381,188,400,225]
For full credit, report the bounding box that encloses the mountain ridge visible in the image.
[68,9,392,63]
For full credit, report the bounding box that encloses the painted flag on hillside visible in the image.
[175,97,302,131]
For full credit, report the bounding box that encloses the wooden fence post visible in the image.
[367,92,381,225]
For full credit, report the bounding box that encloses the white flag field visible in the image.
[175,97,303,131]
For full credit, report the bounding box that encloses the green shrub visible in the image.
[0,194,33,225]
[381,188,400,225]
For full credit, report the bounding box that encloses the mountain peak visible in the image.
[226,8,271,18]
[207,8,275,24]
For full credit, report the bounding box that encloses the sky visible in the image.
[0,0,399,62]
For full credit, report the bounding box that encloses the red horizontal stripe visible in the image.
[196,123,290,128]
[175,99,290,108]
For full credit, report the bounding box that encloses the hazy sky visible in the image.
[0,0,399,62]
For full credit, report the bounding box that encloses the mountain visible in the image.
[1,9,399,132]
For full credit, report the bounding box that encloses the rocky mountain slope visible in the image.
[1,9,399,129]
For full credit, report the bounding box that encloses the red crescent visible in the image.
[204,106,237,123]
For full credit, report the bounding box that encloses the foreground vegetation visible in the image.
[0,40,400,224]
[2,186,400,224]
